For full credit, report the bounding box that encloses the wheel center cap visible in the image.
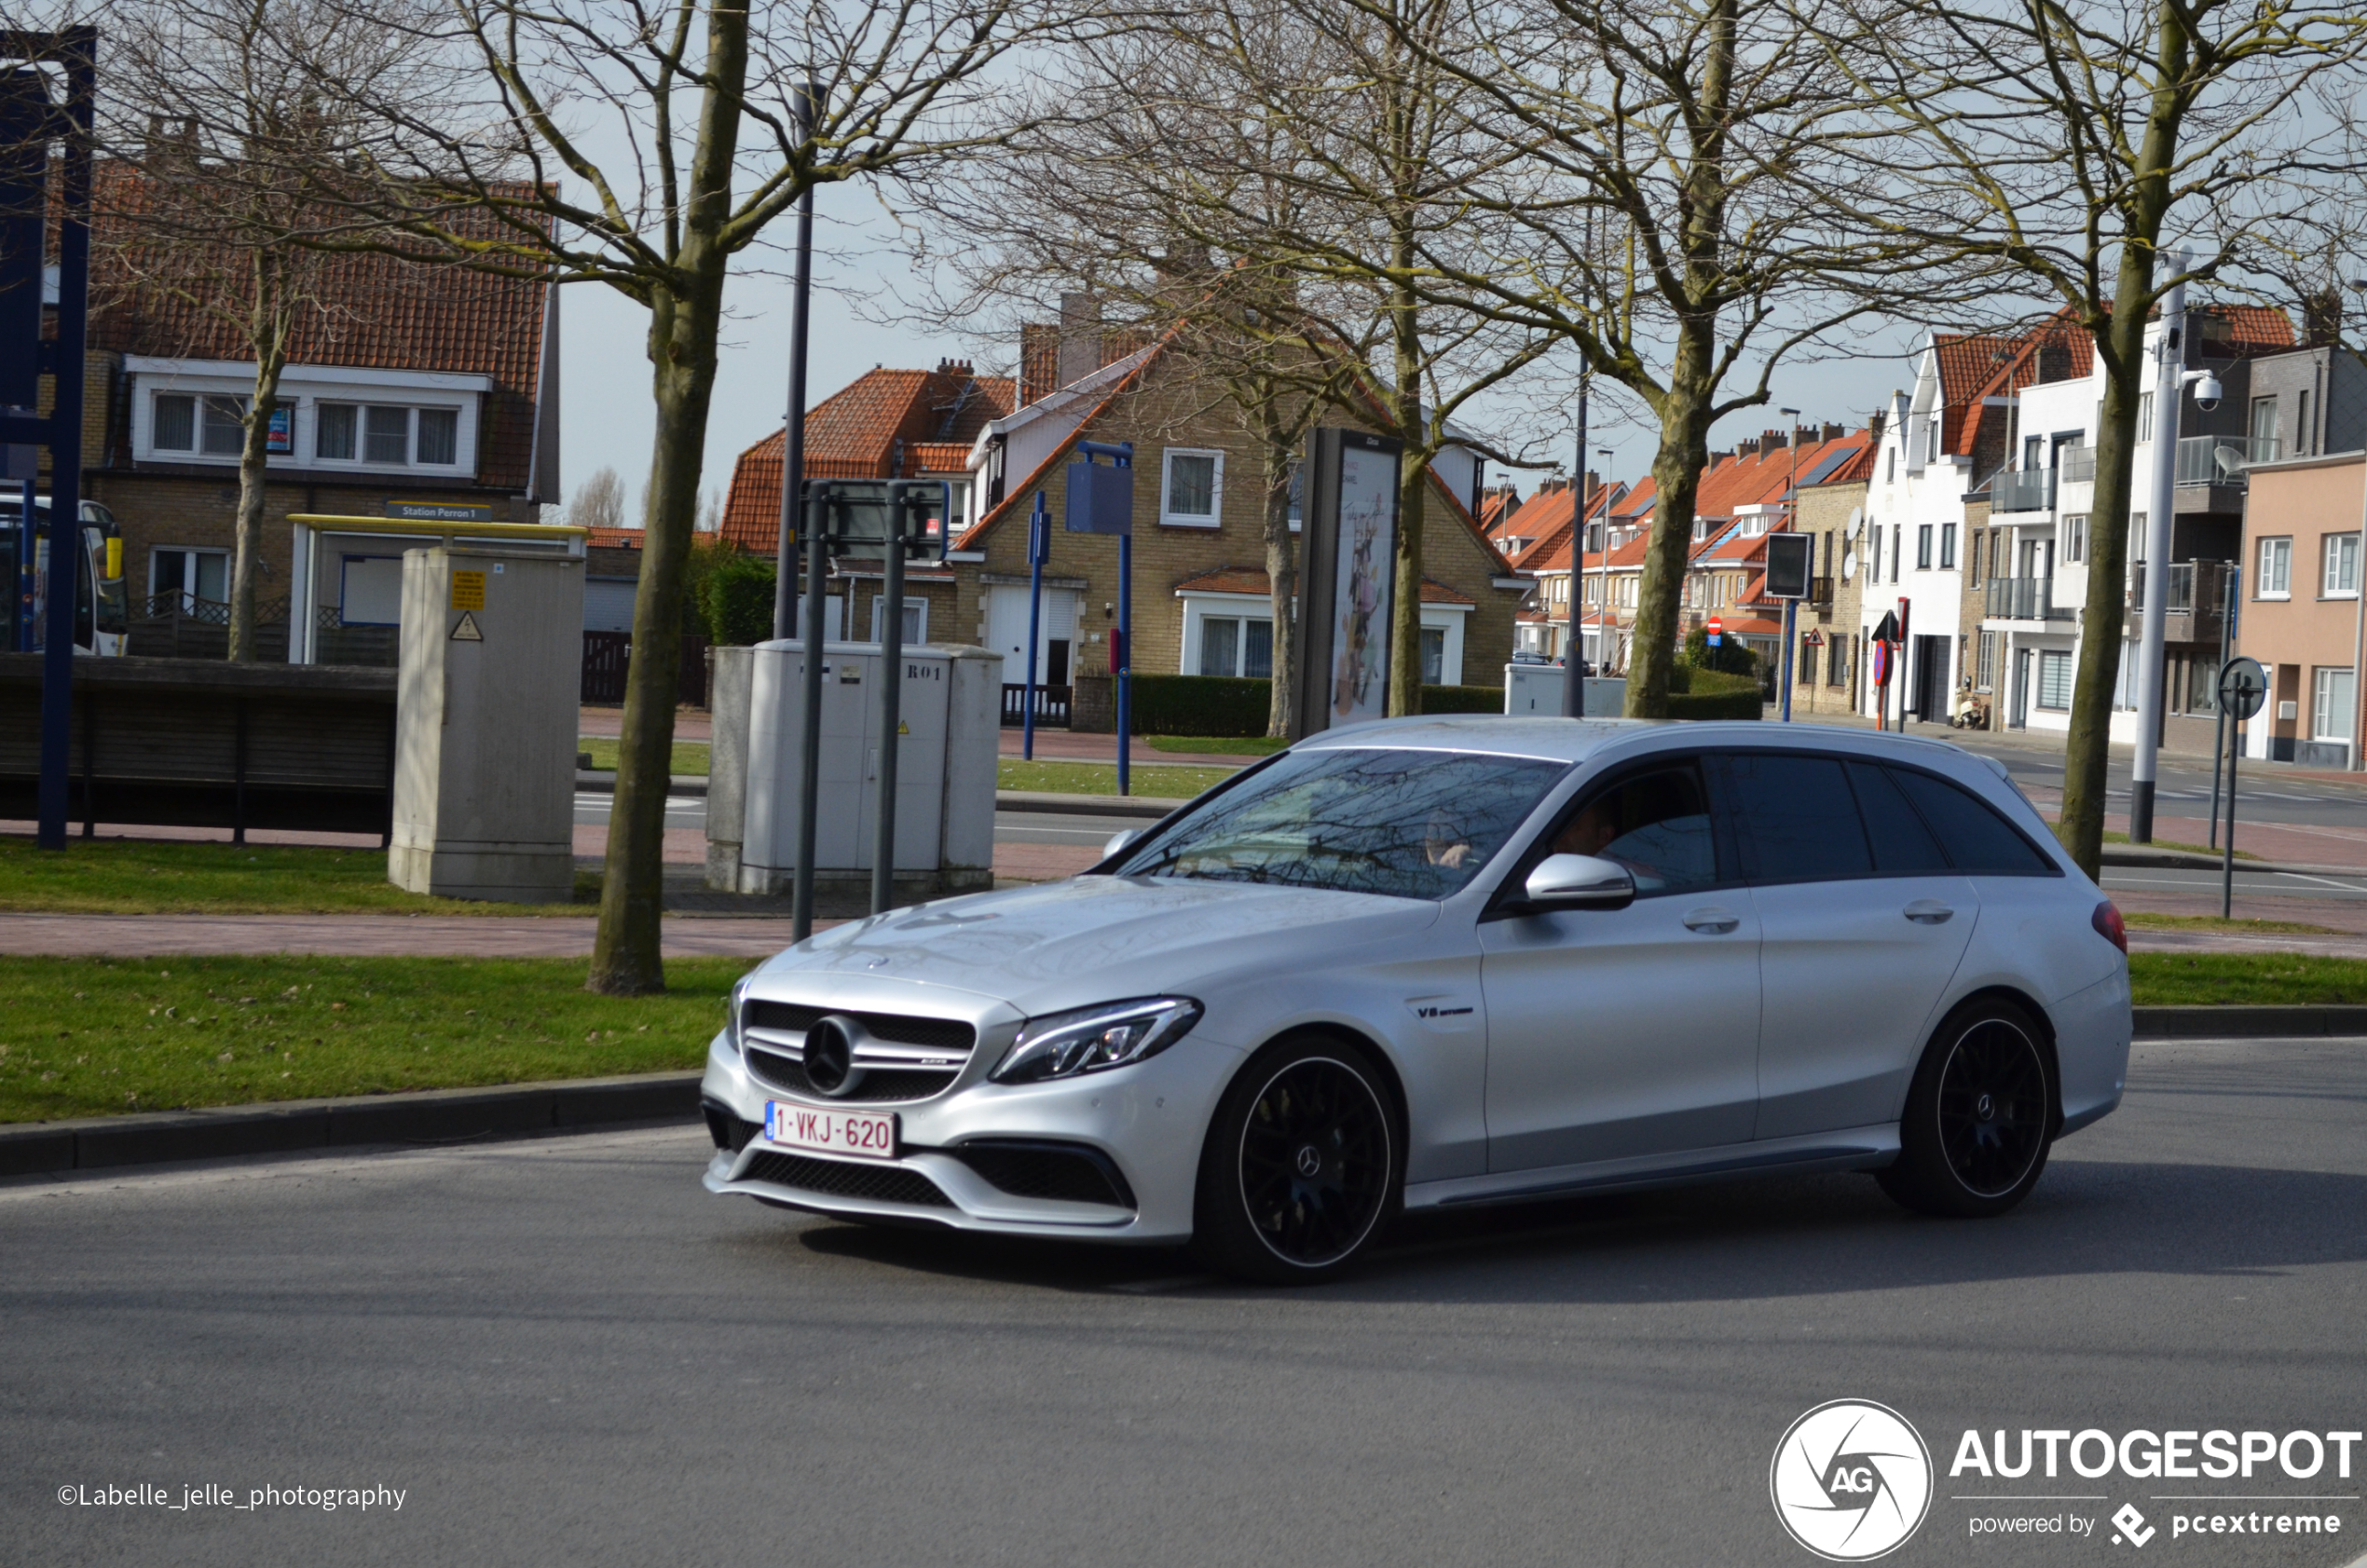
[1293,1144,1323,1179]
[1975,1092,1996,1122]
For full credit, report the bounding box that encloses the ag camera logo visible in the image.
[1771,1399,1935,1561]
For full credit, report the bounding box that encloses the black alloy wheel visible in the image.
[1880,999,2056,1219]
[1195,1041,1398,1284]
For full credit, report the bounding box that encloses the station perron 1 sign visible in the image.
[386,500,496,524]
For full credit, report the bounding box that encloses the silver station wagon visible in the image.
[700,717,2132,1282]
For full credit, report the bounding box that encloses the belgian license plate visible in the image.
[764,1101,897,1161]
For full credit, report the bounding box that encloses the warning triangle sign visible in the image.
[450,611,484,642]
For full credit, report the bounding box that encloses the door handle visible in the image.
[1682,907,1740,934]
[1903,900,1955,924]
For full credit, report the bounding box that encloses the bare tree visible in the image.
[1823,0,2367,875]
[566,464,625,533]
[307,0,1075,992]
[1324,0,1966,717]
[94,0,442,661]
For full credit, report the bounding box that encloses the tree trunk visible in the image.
[1387,278,1426,716]
[2056,2,2189,879]
[228,265,291,665]
[1625,323,1717,717]
[1258,399,1297,736]
[586,1,746,996]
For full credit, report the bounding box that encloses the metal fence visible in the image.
[1985,576,2072,620]
[581,632,712,708]
[1001,683,1073,729]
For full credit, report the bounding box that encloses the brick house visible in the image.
[75,170,558,644]
[717,315,1525,705]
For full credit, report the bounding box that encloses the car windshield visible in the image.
[1107,746,1571,900]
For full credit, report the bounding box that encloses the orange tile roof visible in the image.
[1174,566,1475,605]
[718,367,1016,553]
[88,161,553,491]
[585,526,643,550]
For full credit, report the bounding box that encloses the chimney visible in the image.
[1736,439,1760,459]
[1058,293,1101,388]
[1822,422,1844,443]
[1019,322,1059,406]
[1793,426,1818,449]
[1582,470,1601,498]
[2303,288,2343,349]
[1762,428,1789,452]
[935,357,974,377]
[1868,410,1888,442]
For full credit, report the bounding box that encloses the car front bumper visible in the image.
[698,1030,1235,1243]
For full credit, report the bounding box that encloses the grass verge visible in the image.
[0,955,747,1123]
[2124,912,2339,935]
[2102,829,2256,860]
[2128,952,2367,1006]
[580,737,711,776]
[1143,735,1290,757]
[997,759,1235,798]
[0,836,599,917]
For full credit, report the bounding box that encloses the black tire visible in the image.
[1192,1037,1401,1285]
[1879,997,2056,1218]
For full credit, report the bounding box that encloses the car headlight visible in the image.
[727,975,755,1055]
[991,998,1203,1084]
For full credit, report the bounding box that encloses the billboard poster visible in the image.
[266,404,293,454]
[1328,443,1398,723]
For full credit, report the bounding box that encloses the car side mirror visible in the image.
[1101,828,1142,859]
[1521,852,1635,911]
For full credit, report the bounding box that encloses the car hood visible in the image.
[752,875,1441,1014]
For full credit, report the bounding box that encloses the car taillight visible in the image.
[2092,900,2128,955]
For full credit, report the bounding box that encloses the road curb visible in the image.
[2101,845,2359,877]
[994,790,1185,819]
[0,1070,703,1179]
[2132,1005,2367,1038]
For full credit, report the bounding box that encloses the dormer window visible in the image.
[131,358,486,474]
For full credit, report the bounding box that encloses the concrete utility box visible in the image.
[1504,662,1626,716]
[390,548,582,901]
[719,640,1000,903]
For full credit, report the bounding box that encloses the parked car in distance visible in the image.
[699,717,2132,1283]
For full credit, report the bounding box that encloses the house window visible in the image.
[152,393,196,451]
[1197,616,1272,677]
[149,546,228,608]
[2258,536,2292,598]
[2061,514,2088,564]
[1741,515,1766,538]
[1939,522,1956,569]
[2038,649,2073,710]
[1927,416,1940,462]
[2138,390,2154,432]
[1885,447,1895,483]
[1869,525,1881,581]
[1891,525,1902,583]
[1160,449,1223,527]
[2298,389,2314,456]
[1977,630,1997,692]
[200,396,245,455]
[2314,666,2356,743]
[2251,395,2278,452]
[1827,634,1849,688]
[1917,524,1933,570]
[1796,640,1817,686]
[316,402,357,460]
[1420,626,1445,684]
[2327,534,2360,597]
[417,408,459,466]
[868,595,926,646]
[364,405,411,464]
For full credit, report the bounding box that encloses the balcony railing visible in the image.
[1991,467,2057,513]
[2128,561,2237,642]
[1808,576,1834,608]
[1986,576,2073,620]
[2174,434,2279,486]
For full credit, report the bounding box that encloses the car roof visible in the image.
[1295,715,2006,779]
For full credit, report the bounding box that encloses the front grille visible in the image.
[948,1141,1136,1208]
[739,1150,953,1207]
[744,1045,958,1104]
[703,1101,759,1153]
[744,1001,975,1053]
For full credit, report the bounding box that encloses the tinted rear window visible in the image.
[1889,768,2055,874]
[1848,762,1952,874]
[1725,753,1871,881]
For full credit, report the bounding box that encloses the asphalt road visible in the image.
[570,790,1150,852]
[1953,737,2367,836]
[6,1035,2364,1566]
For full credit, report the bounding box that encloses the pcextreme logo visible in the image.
[1772,1399,1936,1561]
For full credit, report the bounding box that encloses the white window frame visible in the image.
[2324,533,2360,599]
[2258,536,2292,599]
[2037,648,2073,711]
[867,593,927,646]
[1158,447,1225,528]
[148,545,230,607]
[129,358,486,475]
[2314,666,2356,743]
[2061,514,2088,565]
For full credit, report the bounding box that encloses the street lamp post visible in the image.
[1594,445,1615,684]
[1563,379,1591,717]
[1779,407,1800,723]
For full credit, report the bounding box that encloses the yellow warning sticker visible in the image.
[451,570,486,610]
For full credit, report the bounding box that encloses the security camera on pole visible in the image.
[2130,248,2223,843]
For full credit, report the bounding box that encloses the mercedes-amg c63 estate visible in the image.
[700,717,2132,1282]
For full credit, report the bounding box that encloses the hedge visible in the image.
[705,552,778,647]
[1116,675,1510,734]
[1666,666,1763,721]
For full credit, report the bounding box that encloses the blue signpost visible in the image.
[1022,493,1047,761]
[0,34,93,851]
[1064,443,1134,794]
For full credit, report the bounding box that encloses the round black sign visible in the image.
[2217,656,2268,721]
